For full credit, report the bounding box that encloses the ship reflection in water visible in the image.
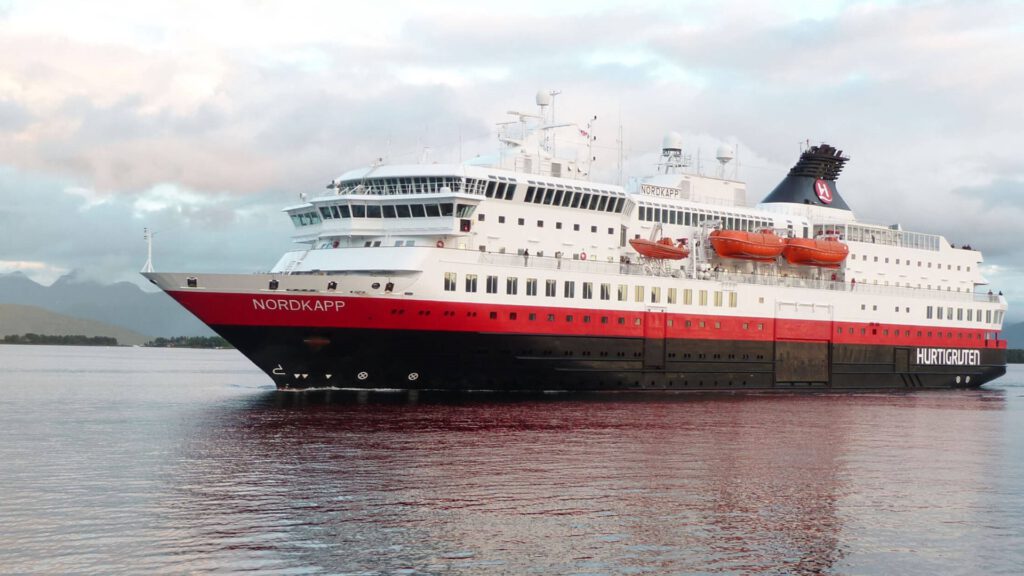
[174,388,1013,574]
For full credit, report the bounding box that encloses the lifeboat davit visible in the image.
[629,237,690,260]
[709,229,785,261]
[782,236,849,268]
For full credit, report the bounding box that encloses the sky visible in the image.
[1,0,1023,316]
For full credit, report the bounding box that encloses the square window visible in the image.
[518,218,525,225]
[498,216,506,223]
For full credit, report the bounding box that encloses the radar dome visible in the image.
[662,132,683,152]
[716,144,735,164]
[535,90,552,107]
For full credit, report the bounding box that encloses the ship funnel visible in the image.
[760,143,851,210]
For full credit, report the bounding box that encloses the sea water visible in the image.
[0,344,1022,574]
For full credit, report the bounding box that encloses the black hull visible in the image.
[213,325,1007,392]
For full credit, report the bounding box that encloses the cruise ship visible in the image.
[144,92,1007,391]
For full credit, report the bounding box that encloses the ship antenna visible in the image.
[142,228,154,273]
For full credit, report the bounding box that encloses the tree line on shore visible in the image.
[2,334,233,348]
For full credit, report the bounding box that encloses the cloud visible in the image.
[0,0,1023,312]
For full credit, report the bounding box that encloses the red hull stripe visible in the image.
[167,290,1006,349]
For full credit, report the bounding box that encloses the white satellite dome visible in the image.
[662,131,683,152]
[716,144,735,164]
[535,90,552,107]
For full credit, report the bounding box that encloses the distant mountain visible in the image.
[1001,321,1024,349]
[0,303,151,346]
[0,271,213,338]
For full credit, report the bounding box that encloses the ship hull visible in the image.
[212,324,1005,392]
[146,272,1006,393]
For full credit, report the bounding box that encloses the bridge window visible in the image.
[424,204,440,217]
[366,205,382,218]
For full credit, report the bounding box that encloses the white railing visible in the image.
[474,250,1001,304]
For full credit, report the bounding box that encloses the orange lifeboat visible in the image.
[782,236,849,267]
[629,237,690,260]
[709,229,785,262]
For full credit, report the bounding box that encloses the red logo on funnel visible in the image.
[814,179,833,204]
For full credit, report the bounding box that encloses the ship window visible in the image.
[440,203,454,216]
[507,277,518,295]
[524,186,536,203]
[566,315,573,322]
[685,320,692,328]
[618,317,626,325]
[543,188,555,204]
[382,205,396,218]
[548,314,556,322]
[351,205,367,218]
[635,285,645,303]
[518,218,525,225]
[561,191,573,207]
[714,291,723,307]
[465,274,477,292]
[589,194,600,210]
[545,279,556,297]
[758,323,764,331]
[668,288,677,304]
[486,276,498,294]
[443,272,457,291]
[583,282,593,299]
[366,205,382,218]
[598,196,608,211]
[536,220,544,228]
[581,193,592,209]
[957,308,963,320]
[319,207,332,219]
[699,290,708,306]
[571,192,582,208]
[591,225,598,233]
[395,205,411,218]
[618,284,628,301]
[684,289,692,305]
[614,198,625,213]
[651,287,661,303]
[526,278,537,296]
[635,318,642,326]
[330,205,341,218]
[601,283,611,300]
[608,227,614,235]
[338,205,351,218]
[485,181,496,197]
[456,204,474,218]
[729,292,737,307]
[698,320,705,328]
[408,204,424,217]
[564,281,575,298]
[601,316,609,324]
[715,321,721,329]
[574,223,580,231]
[553,189,564,205]
[424,204,440,217]
[489,311,497,319]
[968,309,973,321]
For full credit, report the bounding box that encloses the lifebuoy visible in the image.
[436,240,445,248]
[580,252,587,260]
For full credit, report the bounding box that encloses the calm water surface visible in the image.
[0,344,1022,575]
